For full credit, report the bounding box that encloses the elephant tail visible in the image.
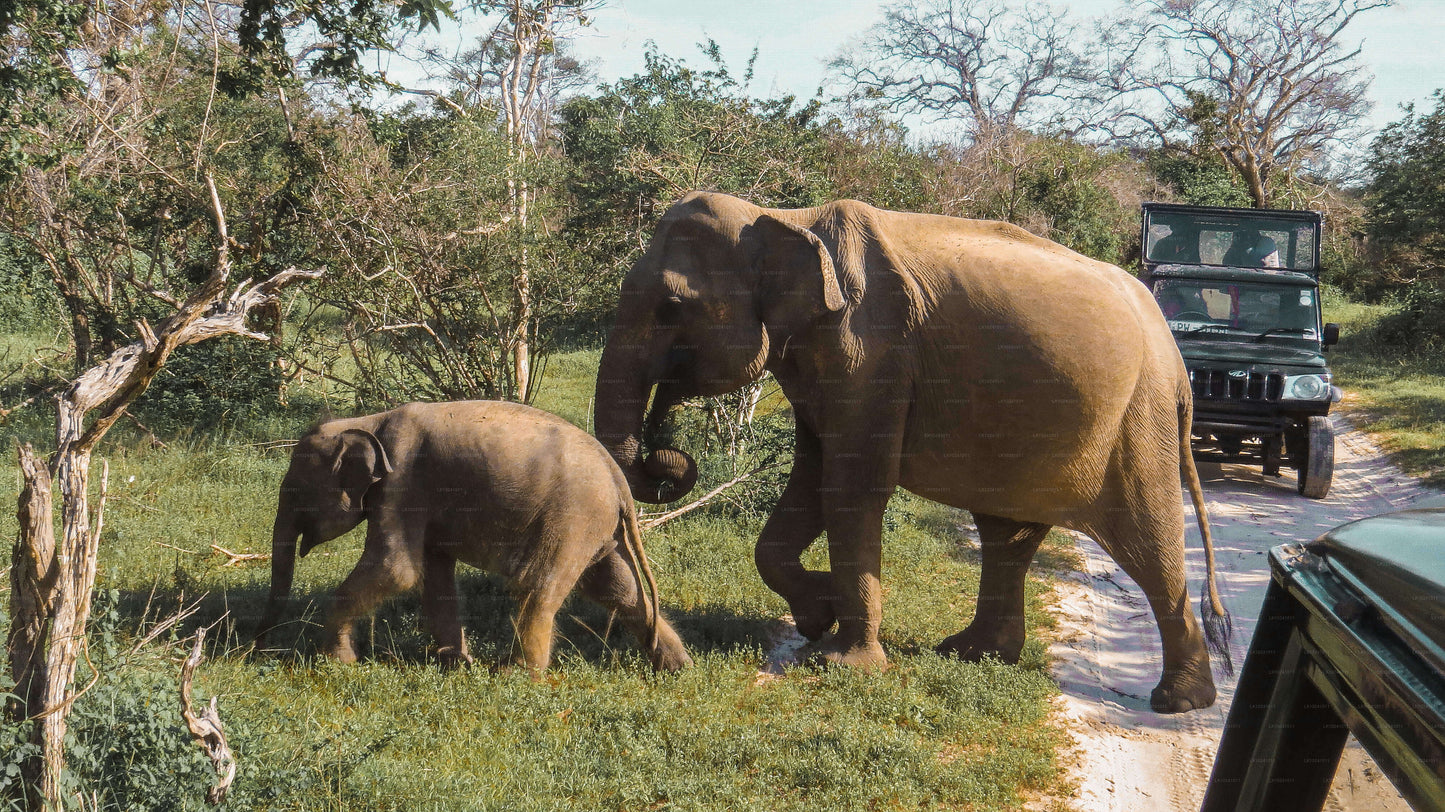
[1180,395,1234,676]
[620,504,662,657]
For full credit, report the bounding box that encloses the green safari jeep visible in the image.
[1141,202,1342,498]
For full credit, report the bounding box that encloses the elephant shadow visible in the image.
[107,571,786,669]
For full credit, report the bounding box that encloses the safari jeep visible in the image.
[1141,202,1342,498]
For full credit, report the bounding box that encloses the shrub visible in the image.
[1354,283,1445,358]
[130,336,284,433]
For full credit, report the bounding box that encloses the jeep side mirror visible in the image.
[1323,323,1340,347]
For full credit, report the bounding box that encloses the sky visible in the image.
[413,0,1443,141]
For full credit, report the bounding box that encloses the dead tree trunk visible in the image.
[6,175,321,810]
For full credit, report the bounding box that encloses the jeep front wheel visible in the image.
[1296,415,1335,499]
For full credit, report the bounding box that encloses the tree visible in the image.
[0,1,445,804]
[1101,0,1391,207]
[407,0,600,400]
[299,109,606,405]
[1363,89,1445,294]
[561,42,829,273]
[827,0,1103,141]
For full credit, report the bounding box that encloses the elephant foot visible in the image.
[800,636,888,671]
[324,642,359,664]
[1149,667,1217,713]
[650,647,693,673]
[935,625,1024,664]
[788,592,838,642]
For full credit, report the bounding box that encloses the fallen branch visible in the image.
[179,624,235,806]
[0,395,37,420]
[153,541,201,555]
[639,462,786,530]
[210,544,269,567]
[127,598,205,659]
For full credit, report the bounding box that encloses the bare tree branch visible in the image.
[1094,0,1391,205]
[179,624,236,806]
[828,0,1108,140]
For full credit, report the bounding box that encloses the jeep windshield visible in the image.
[1145,212,1319,272]
[1153,279,1322,342]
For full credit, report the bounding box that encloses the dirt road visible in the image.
[1052,420,1440,811]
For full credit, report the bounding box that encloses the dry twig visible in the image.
[179,624,236,806]
[210,544,270,567]
[639,462,786,529]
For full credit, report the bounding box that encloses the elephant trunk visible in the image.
[595,329,698,504]
[254,501,300,649]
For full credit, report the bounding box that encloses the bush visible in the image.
[0,238,61,332]
[130,336,284,433]
[1352,283,1445,358]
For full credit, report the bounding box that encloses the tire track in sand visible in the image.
[1051,418,1438,811]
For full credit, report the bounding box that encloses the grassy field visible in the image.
[1326,293,1445,487]
[0,334,1074,811]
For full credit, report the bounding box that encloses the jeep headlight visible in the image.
[1283,373,1331,401]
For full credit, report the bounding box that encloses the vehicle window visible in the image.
[1146,213,1319,271]
[1153,279,1319,338]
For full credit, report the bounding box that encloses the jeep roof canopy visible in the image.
[1142,202,1323,274]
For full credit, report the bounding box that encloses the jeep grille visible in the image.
[1190,369,1284,402]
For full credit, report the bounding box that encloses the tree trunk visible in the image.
[8,436,103,810]
[4,210,320,807]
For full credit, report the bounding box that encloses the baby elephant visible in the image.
[253,400,692,673]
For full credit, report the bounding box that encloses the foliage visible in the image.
[130,337,284,433]
[816,111,935,212]
[59,595,215,812]
[0,665,40,807]
[1362,89,1445,298]
[298,111,600,406]
[0,0,87,182]
[923,132,1140,264]
[1015,138,1135,263]
[1328,294,1445,487]
[559,42,831,291]
[233,0,454,92]
[0,237,61,332]
[1345,284,1445,358]
[1147,152,1252,208]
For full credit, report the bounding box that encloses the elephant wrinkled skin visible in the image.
[594,192,1229,713]
[254,400,691,673]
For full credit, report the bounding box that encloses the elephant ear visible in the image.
[330,428,393,510]
[752,215,847,325]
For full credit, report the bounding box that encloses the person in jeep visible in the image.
[1153,219,1201,264]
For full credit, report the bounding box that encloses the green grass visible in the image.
[0,346,1071,811]
[1327,295,1445,486]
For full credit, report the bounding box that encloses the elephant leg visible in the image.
[420,546,473,668]
[324,546,420,663]
[800,402,907,670]
[937,514,1050,663]
[754,425,833,640]
[1090,508,1216,713]
[803,488,890,669]
[508,549,590,675]
[578,549,691,672]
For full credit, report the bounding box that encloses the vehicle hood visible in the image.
[1175,338,1328,370]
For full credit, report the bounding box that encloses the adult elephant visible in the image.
[594,191,1230,713]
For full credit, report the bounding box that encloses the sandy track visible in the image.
[1051,420,1439,811]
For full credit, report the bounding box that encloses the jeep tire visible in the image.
[1295,415,1335,499]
